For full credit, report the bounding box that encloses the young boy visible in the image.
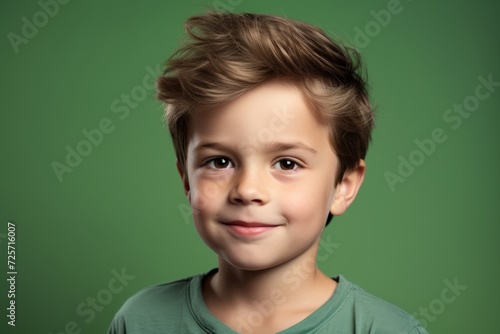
[108,11,428,334]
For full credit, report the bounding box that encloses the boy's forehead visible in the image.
[188,79,320,133]
[190,86,295,134]
[185,80,333,155]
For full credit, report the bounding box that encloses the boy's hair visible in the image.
[157,11,374,186]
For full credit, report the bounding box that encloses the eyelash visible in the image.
[202,157,303,172]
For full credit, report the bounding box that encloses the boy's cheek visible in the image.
[189,180,225,211]
[284,182,334,224]
[280,194,321,223]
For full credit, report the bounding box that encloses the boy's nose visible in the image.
[229,168,270,205]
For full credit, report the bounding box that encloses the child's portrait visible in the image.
[2,1,499,333]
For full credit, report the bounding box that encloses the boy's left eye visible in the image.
[272,159,299,171]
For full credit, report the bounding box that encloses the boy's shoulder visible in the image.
[327,274,428,334]
[118,272,200,314]
[108,272,206,334]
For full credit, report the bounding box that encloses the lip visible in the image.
[223,221,280,237]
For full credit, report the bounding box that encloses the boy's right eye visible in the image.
[205,157,234,169]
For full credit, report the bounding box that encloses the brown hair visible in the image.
[156,11,374,185]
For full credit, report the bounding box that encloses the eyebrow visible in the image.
[266,141,318,154]
[193,141,318,154]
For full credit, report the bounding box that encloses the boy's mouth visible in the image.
[225,221,276,227]
[222,220,281,236]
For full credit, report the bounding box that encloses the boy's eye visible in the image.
[273,159,299,171]
[206,157,233,169]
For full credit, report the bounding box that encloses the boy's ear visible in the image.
[330,159,366,216]
[176,161,190,200]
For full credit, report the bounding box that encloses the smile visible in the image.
[223,221,280,237]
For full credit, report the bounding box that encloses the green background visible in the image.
[1,0,499,333]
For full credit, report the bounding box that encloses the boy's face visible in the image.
[179,79,359,271]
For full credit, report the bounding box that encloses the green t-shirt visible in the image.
[108,269,428,333]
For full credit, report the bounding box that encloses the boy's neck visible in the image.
[202,249,337,332]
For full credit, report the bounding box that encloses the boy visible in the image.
[108,11,428,334]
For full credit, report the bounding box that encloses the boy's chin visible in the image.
[219,252,300,273]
